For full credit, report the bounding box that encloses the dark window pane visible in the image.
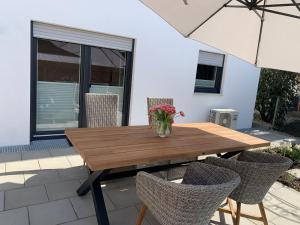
[195,65,219,88]
[37,39,80,83]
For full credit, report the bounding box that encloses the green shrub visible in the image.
[255,69,299,127]
[272,145,300,163]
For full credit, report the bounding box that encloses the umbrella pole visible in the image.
[272,96,280,128]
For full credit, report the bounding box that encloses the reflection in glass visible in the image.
[89,47,127,126]
[36,39,81,131]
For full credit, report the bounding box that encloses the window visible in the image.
[194,51,225,93]
[33,38,132,136]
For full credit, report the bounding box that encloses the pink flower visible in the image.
[149,104,176,115]
[179,111,185,117]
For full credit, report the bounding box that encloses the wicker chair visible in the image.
[205,151,293,225]
[135,162,241,225]
[85,93,118,128]
[147,97,173,125]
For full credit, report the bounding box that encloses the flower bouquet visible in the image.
[149,104,184,138]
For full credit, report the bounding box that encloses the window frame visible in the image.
[30,22,134,140]
[194,51,225,94]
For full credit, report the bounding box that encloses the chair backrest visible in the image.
[147,97,173,125]
[85,93,118,128]
[205,151,293,204]
[136,162,240,225]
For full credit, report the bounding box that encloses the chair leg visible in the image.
[227,198,236,223]
[258,202,269,225]
[235,202,241,225]
[135,204,147,225]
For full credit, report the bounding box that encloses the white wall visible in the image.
[0,0,261,146]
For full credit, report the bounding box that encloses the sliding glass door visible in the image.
[36,39,81,132]
[32,38,133,138]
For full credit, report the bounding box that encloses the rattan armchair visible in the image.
[205,151,293,225]
[147,97,173,125]
[85,93,118,128]
[135,162,241,225]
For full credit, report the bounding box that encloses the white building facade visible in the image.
[0,0,261,146]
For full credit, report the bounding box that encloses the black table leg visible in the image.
[77,169,112,225]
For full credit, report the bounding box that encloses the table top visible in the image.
[65,123,270,171]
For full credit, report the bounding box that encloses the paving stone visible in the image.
[39,156,71,170]
[0,207,28,225]
[105,185,140,209]
[0,164,5,174]
[60,216,97,225]
[46,180,81,200]
[5,185,48,209]
[0,152,21,163]
[6,159,40,172]
[66,155,84,167]
[0,191,3,211]
[28,199,77,225]
[24,170,60,186]
[22,150,51,160]
[288,168,300,179]
[57,166,88,180]
[101,177,136,191]
[0,174,24,191]
[70,192,115,218]
[50,148,76,157]
[108,206,150,225]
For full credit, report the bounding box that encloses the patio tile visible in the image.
[263,190,300,224]
[0,152,21,163]
[0,191,4,212]
[211,210,254,225]
[70,192,115,218]
[288,168,300,179]
[0,164,5,174]
[105,184,140,209]
[46,180,81,200]
[22,150,51,160]
[270,181,285,191]
[29,199,77,225]
[108,206,150,225]
[101,177,136,191]
[5,185,48,210]
[60,216,97,225]
[24,170,60,186]
[5,159,40,172]
[66,155,84,167]
[0,174,24,191]
[39,156,71,170]
[57,166,88,180]
[0,207,28,225]
[50,148,76,157]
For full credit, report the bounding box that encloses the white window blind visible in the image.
[33,22,133,52]
[198,51,224,67]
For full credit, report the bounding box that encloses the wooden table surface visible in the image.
[65,123,270,171]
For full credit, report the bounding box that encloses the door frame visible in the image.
[30,23,134,141]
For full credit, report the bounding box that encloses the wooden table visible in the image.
[65,123,270,225]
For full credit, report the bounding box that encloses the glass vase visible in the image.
[156,121,172,138]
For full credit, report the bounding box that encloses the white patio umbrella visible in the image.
[140,0,300,73]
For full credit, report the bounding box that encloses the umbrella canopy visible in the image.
[140,0,300,73]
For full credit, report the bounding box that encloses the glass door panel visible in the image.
[36,39,81,132]
[89,47,127,126]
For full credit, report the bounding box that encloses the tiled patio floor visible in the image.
[0,147,299,225]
